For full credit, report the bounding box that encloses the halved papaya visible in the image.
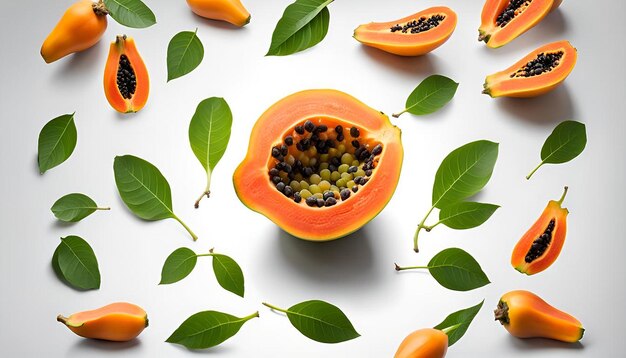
[483,40,576,98]
[233,90,403,241]
[478,0,557,48]
[353,6,457,56]
[103,35,149,113]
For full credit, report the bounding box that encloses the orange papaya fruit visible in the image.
[394,328,448,358]
[353,6,457,56]
[186,0,251,27]
[103,35,149,113]
[57,302,148,341]
[40,0,108,63]
[495,290,584,342]
[511,186,569,275]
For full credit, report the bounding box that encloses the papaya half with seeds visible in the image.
[103,35,149,113]
[511,186,569,275]
[353,6,457,56]
[233,89,403,241]
[483,40,577,98]
[40,0,108,63]
[186,0,251,27]
[394,328,448,358]
[57,302,148,341]
[495,290,584,342]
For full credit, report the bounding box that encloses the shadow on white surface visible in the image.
[50,40,105,81]
[495,85,575,126]
[169,343,233,355]
[68,337,143,352]
[358,46,440,76]
[507,335,585,351]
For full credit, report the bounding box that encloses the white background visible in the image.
[1,0,624,357]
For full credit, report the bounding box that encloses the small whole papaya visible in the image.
[41,0,108,63]
[186,0,251,27]
[57,302,148,341]
[394,328,448,358]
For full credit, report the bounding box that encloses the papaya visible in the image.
[394,328,448,358]
[353,6,457,56]
[478,0,559,48]
[495,290,584,342]
[40,0,108,63]
[511,186,569,275]
[57,302,148,341]
[233,89,403,241]
[483,40,577,98]
[103,35,149,113]
[186,0,251,27]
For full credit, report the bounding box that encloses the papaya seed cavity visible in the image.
[497,0,533,27]
[390,14,445,34]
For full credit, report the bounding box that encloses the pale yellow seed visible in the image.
[341,153,354,165]
[307,147,317,157]
[347,180,355,188]
[341,172,353,180]
[300,180,309,190]
[337,144,346,156]
[309,184,321,194]
[286,155,295,166]
[320,154,329,163]
[320,169,331,181]
[319,180,331,191]
[338,164,349,173]
[309,158,318,167]
[314,193,324,199]
[336,179,346,188]
[330,185,340,192]
[351,160,360,167]
[330,171,341,182]
[355,169,366,177]
[290,180,301,192]
[319,162,329,170]
[294,173,303,182]
[328,148,338,157]
[310,174,321,185]
[300,189,312,199]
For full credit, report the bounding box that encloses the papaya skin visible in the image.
[394,328,448,358]
[495,290,584,342]
[186,0,251,27]
[57,302,148,342]
[41,0,108,63]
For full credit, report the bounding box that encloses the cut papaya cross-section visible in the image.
[103,35,149,113]
[353,6,457,56]
[233,90,403,241]
[483,40,577,98]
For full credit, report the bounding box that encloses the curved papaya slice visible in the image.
[478,0,556,48]
[233,89,403,241]
[394,328,448,358]
[103,35,149,113]
[57,302,148,341]
[40,0,108,63]
[483,40,576,98]
[511,187,569,275]
[353,6,457,56]
[186,0,251,27]
[495,290,584,342]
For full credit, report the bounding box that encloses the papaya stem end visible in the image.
[57,315,68,324]
[92,1,109,16]
[494,301,509,325]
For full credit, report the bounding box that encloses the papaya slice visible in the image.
[495,290,584,342]
[394,328,448,358]
[483,40,576,98]
[57,302,148,341]
[233,90,403,241]
[103,35,149,113]
[186,0,251,27]
[511,187,569,275]
[353,6,457,56]
[478,0,557,48]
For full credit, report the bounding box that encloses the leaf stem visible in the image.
[95,207,111,211]
[262,302,289,314]
[394,263,429,271]
[173,215,198,241]
[414,205,436,252]
[194,170,212,209]
[242,311,260,321]
[392,109,407,118]
[557,186,569,205]
[526,161,545,180]
[196,248,215,258]
[440,323,462,335]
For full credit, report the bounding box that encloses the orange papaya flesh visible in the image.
[478,0,554,48]
[103,35,149,113]
[511,186,569,275]
[57,302,148,342]
[495,290,584,342]
[483,40,577,98]
[40,0,108,63]
[394,328,448,358]
[186,0,251,27]
[233,89,403,241]
[353,6,457,56]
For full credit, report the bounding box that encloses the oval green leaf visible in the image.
[160,247,198,285]
[432,140,499,209]
[266,0,333,56]
[438,202,499,230]
[427,248,490,291]
[38,113,77,174]
[166,311,258,349]
[167,29,204,82]
[51,193,110,222]
[434,300,484,346]
[212,253,244,297]
[54,236,100,290]
[103,0,156,28]
[285,300,360,343]
[393,75,459,117]
[527,120,587,179]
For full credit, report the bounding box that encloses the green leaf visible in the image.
[103,0,156,28]
[266,0,333,56]
[113,155,197,240]
[53,236,100,290]
[434,301,484,346]
[167,29,204,82]
[393,75,459,117]
[160,248,198,285]
[527,120,587,179]
[432,140,499,209]
[38,113,77,174]
[212,253,245,297]
[427,248,490,291]
[51,193,110,222]
[166,311,258,349]
[189,98,233,208]
[438,202,499,230]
